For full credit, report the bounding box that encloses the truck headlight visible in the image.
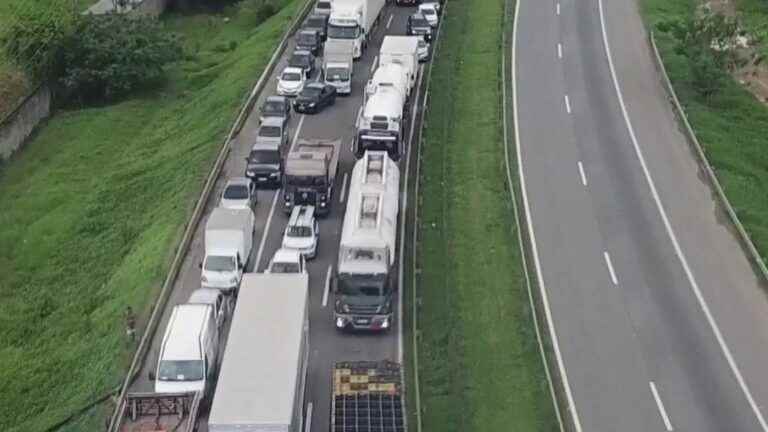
[336,317,346,328]
[381,318,390,329]
[309,102,316,107]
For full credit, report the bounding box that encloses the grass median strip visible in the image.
[642,0,768,267]
[415,0,558,430]
[0,1,299,430]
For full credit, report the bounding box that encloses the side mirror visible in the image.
[238,262,244,270]
[198,261,203,269]
[244,157,249,162]
[148,371,156,381]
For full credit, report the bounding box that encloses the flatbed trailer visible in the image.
[114,391,202,432]
[331,361,405,432]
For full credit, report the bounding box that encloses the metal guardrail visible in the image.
[648,32,768,281]
[107,0,315,429]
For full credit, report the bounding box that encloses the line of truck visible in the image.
[110,1,434,430]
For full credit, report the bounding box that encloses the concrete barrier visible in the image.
[0,84,51,161]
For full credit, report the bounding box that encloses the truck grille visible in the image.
[294,190,317,205]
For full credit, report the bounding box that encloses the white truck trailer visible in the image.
[201,207,255,293]
[354,86,406,160]
[333,151,400,331]
[365,62,410,102]
[327,0,385,59]
[379,36,419,92]
[323,39,355,95]
[208,273,310,432]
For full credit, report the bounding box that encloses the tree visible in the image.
[58,14,182,103]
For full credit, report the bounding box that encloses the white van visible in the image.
[152,304,220,395]
[187,288,232,331]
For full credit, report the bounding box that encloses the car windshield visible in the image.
[248,150,280,164]
[205,255,235,271]
[338,274,387,297]
[223,184,249,200]
[282,72,302,81]
[411,16,429,27]
[287,175,325,186]
[263,101,284,114]
[287,225,312,237]
[326,67,350,81]
[298,33,317,44]
[421,8,436,15]
[158,360,204,381]
[306,17,326,28]
[301,86,323,97]
[270,262,300,273]
[328,24,360,39]
[290,55,310,67]
[316,1,331,10]
[259,126,281,137]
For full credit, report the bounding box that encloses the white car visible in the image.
[281,205,319,259]
[418,3,439,28]
[187,288,233,331]
[277,66,306,96]
[219,177,256,210]
[417,37,430,62]
[266,248,307,274]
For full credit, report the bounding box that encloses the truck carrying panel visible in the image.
[331,361,405,432]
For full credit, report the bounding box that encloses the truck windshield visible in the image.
[223,184,249,200]
[205,256,235,271]
[306,17,326,28]
[361,137,396,153]
[262,101,284,115]
[298,33,317,45]
[328,24,360,39]
[338,274,387,297]
[326,67,350,81]
[258,126,282,137]
[248,150,280,165]
[316,1,331,11]
[158,360,204,381]
[287,226,312,237]
[287,175,325,186]
[270,262,300,273]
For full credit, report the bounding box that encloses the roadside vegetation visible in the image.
[414,0,558,429]
[0,0,298,430]
[643,0,768,266]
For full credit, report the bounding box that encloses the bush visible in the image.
[59,15,182,103]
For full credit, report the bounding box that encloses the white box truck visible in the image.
[379,36,419,92]
[201,207,255,293]
[354,86,406,160]
[327,0,385,59]
[152,304,220,395]
[208,273,310,432]
[323,39,355,95]
[333,151,399,331]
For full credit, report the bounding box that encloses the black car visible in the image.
[288,50,316,79]
[293,83,337,114]
[303,14,328,41]
[407,13,433,41]
[296,29,323,56]
[259,95,291,127]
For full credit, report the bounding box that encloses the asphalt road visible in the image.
[123,4,424,431]
[515,0,768,430]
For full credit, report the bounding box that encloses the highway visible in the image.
[514,0,768,430]
[121,3,424,431]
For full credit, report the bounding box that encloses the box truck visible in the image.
[208,273,310,432]
[327,0,385,59]
[201,207,255,293]
[365,62,410,102]
[323,39,355,95]
[379,36,419,92]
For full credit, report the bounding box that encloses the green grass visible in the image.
[0,1,301,430]
[642,0,768,267]
[414,0,558,429]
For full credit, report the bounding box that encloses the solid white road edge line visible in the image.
[371,56,379,74]
[397,64,424,363]
[339,172,349,203]
[578,161,587,186]
[255,192,279,270]
[323,266,331,307]
[556,3,560,15]
[597,0,768,428]
[564,94,572,114]
[304,402,313,432]
[603,251,618,286]
[649,382,674,431]
[558,43,563,59]
[387,14,394,29]
[513,0,583,430]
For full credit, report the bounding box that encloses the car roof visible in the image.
[307,13,327,20]
[288,205,316,227]
[225,176,251,187]
[299,29,318,36]
[283,66,305,74]
[419,3,436,8]
[271,248,302,264]
[266,95,287,103]
[260,117,284,127]
[411,12,426,18]
[187,288,222,305]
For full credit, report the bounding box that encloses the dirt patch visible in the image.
[0,65,30,120]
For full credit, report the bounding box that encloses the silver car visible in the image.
[219,177,256,210]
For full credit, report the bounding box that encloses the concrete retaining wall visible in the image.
[0,84,51,160]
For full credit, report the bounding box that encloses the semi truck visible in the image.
[283,138,341,216]
[201,207,255,293]
[378,36,419,92]
[354,86,406,161]
[327,0,385,59]
[331,360,406,432]
[208,273,310,432]
[334,151,399,331]
[324,39,355,95]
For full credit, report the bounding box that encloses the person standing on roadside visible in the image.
[124,306,136,343]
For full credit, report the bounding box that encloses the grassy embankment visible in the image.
[0,1,300,430]
[413,0,558,429]
[642,0,768,260]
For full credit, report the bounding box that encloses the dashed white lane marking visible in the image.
[564,94,572,113]
[386,14,394,29]
[339,172,349,203]
[322,266,331,307]
[558,43,563,59]
[578,161,587,186]
[649,382,674,431]
[556,3,560,15]
[603,251,618,285]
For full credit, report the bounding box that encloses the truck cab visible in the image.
[328,0,365,59]
[355,87,405,161]
[283,138,340,215]
[153,304,219,395]
[201,208,255,293]
[323,39,355,95]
